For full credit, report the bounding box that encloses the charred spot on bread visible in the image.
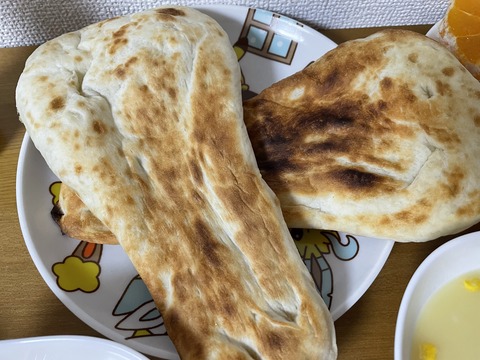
[474,115,480,127]
[330,168,381,189]
[49,96,65,111]
[74,164,83,174]
[156,8,186,16]
[435,80,452,96]
[257,157,301,176]
[380,77,393,90]
[408,53,419,63]
[194,219,223,268]
[265,331,286,350]
[92,120,107,134]
[304,140,349,154]
[51,203,65,232]
[189,160,204,185]
[442,67,455,76]
[297,108,355,131]
[108,37,128,55]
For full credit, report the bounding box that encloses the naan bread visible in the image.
[51,29,480,243]
[244,29,480,242]
[16,7,336,360]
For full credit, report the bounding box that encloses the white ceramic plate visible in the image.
[16,5,394,359]
[394,231,480,360]
[426,21,441,40]
[0,335,149,360]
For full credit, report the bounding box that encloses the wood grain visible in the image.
[0,46,104,342]
[1,26,477,360]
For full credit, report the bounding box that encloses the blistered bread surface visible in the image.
[244,30,480,242]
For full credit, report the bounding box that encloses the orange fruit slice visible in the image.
[456,34,480,64]
[446,7,480,36]
[439,0,480,79]
[454,0,480,15]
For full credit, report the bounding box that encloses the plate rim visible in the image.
[0,335,150,359]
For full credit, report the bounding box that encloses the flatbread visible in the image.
[16,6,336,359]
[244,29,480,242]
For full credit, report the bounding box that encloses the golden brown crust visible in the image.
[51,183,117,244]
[17,7,336,359]
[244,29,480,242]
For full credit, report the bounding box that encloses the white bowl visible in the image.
[0,335,149,360]
[394,231,480,360]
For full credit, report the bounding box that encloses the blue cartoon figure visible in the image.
[113,275,166,338]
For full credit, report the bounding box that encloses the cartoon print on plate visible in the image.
[239,8,300,64]
[49,181,61,205]
[49,182,103,293]
[52,242,102,293]
[291,229,359,309]
[113,275,166,339]
[234,8,302,100]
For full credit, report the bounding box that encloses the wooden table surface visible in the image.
[1,25,479,359]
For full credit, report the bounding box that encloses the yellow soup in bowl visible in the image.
[411,270,480,360]
[395,232,480,360]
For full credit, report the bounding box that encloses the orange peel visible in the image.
[439,0,480,79]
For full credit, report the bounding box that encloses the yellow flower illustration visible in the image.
[53,255,100,293]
